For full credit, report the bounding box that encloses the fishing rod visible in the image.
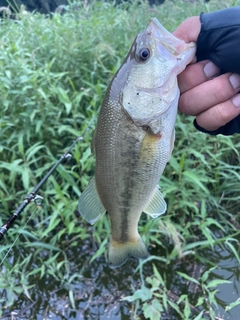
[0,122,93,241]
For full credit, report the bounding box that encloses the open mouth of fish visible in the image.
[147,17,196,61]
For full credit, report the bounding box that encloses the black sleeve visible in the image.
[194,7,240,135]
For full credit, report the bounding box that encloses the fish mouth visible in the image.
[147,17,196,59]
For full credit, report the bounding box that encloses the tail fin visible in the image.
[108,237,149,268]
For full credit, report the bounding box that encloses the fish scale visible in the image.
[78,18,196,268]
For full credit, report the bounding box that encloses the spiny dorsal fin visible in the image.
[143,186,167,218]
[78,177,105,225]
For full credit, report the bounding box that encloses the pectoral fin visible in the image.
[78,177,105,225]
[143,186,167,218]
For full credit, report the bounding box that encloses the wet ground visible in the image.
[0,233,239,320]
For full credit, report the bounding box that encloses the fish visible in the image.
[78,18,196,268]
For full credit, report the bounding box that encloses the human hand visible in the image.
[173,16,240,132]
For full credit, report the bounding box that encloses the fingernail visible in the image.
[232,95,240,108]
[229,74,240,90]
[203,61,220,78]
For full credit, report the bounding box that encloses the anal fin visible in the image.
[78,177,105,225]
[143,186,167,218]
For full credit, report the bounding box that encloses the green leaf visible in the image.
[25,142,45,161]
[225,240,240,264]
[21,166,30,190]
[183,170,209,193]
[69,290,76,309]
[201,267,217,283]
[133,286,153,302]
[207,279,231,289]
[225,299,240,312]
[143,300,162,320]
[193,310,205,320]
[183,296,191,319]
[57,87,72,114]
[177,272,200,285]
[195,297,205,308]
[89,238,108,263]
[152,264,164,286]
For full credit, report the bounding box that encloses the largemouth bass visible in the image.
[78,18,196,268]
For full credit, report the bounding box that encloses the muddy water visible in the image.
[0,239,239,320]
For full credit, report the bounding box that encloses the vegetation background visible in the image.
[0,0,239,319]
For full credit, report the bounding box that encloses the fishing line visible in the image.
[0,154,70,265]
[0,205,39,266]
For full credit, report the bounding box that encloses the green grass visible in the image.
[0,0,240,319]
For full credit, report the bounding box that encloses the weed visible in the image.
[0,0,239,319]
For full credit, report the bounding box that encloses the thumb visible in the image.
[173,16,201,43]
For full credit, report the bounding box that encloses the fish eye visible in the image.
[137,48,151,62]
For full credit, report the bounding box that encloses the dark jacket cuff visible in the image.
[194,116,240,135]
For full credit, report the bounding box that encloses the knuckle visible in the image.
[178,64,203,92]
[178,94,194,115]
[212,81,227,103]
[215,104,230,125]
[211,74,234,103]
[185,71,198,87]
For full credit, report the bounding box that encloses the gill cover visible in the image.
[122,18,196,131]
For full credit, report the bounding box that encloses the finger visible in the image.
[173,16,201,43]
[178,60,220,93]
[179,73,240,115]
[196,94,240,131]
